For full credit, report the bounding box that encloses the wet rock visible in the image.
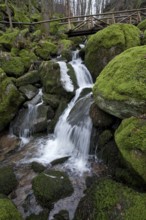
[11,104,48,136]
[51,156,70,166]
[19,84,38,100]
[90,103,115,128]
[26,210,49,220]
[0,197,23,220]
[0,166,17,195]
[0,133,20,161]
[43,94,60,110]
[32,170,74,210]
[74,178,146,220]
[53,210,69,220]
[31,162,46,173]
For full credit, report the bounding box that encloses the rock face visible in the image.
[0,68,24,131]
[93,46,146,119]
[85,24,140,80]
[74,178,146,220]
[0,197,23,220]
[32,170,74,210]
[115,116,146,182]
[0,166,17,195]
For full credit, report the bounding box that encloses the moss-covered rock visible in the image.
[0,52,25,77]
[0,28,20,50]
[115,116,146,183]
[15,70,40,87]
[19,49,37,70]
[85,23,141,80]
[0,69,24,131]
[40,60,74,100]
[35,40,57,60]
[0,197,23,220]
[26,210,49,220]
[74,178,146,220]
[138,19,146,31]
[93,45,146,119]
[32,170,74,209]
[43,94,60,109]
[0,166,17,195]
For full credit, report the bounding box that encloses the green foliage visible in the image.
[0,167,17,195]
[0,198,22,220]
[32,170,73,209]
[115,117,146,182]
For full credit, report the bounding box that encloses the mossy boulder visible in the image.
[19,49,37,70]
[0,166,17,195]
[26,210,49,220]
[32,170,74,209]
[35,40,57,60]
[0,28,20,50]
[115,116,146,183]
[0,52,25,77]
[74,178,146,220]
[85,23,141,80]
[138,19,146,31]
[15,70,40,87]
[93,45,146,119]
[0,69,24,131]
[0,197,22,220]
[40,60,74,100]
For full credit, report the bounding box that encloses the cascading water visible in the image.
[10,89,43,146]
[26,51,93,173]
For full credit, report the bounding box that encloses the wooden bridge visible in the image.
[1,8,146,37]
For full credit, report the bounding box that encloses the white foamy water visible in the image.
[23,51,93,174]
[58,61,74,92]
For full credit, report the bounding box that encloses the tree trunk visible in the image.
[5,0,13,30]
[41,0,50,36]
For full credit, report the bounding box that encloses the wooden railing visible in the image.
[1,8,146,36]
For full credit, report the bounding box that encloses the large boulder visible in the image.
[93,46,146,119]
[15,70,40,87]
[0,68,24,131]
[85,23,140,80]
[115,116,146,183]
[0,166,17,195]
[74,178,146,220]
[0,196,23,220]
[35,40,57,60]
[32,170,74,209]
[40,60,74,100]
[0,52,25,77]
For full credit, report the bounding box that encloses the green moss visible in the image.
[59,39,73,50]
[0,198,22,220]
[19,49,37,69]
[35,41,57,60]
[85,23,141,79]
[0,54,25,77]
[93,45,146,118]
[32,170,73,209]
[12,5,30,23]
[15,70,40,87]
[0,28,20,50]
[0,166,17,195]
[0,71,24,131]
[74,179,146,220]
[26,210,49,220]
[115,117,146,182]
[138,19,146,31]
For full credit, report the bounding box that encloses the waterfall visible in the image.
[27,51,93,173]
[10,89,43,146]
